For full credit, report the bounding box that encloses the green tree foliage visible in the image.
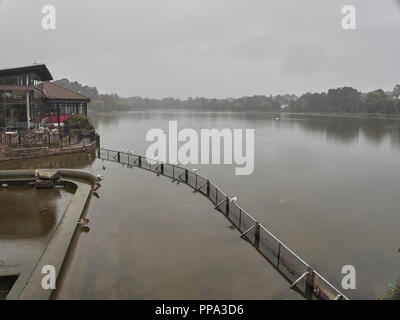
[90,99,106,112]
[53,79,99,100]
[289,87,400,115]
[64,114,92,130]
[54,79,400,115]
[393,84,400,100]
[364,89,388,114]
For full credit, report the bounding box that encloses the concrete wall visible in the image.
[0,142,97,163]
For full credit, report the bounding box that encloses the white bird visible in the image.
[192,168,199,172]
[230,196,238,203]
[96,174,103,181]
[130,150,134,155]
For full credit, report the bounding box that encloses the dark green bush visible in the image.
[64,114,91,130]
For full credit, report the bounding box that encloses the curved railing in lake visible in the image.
[97,147,349,300]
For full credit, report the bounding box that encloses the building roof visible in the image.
[38,81,90,102]
[0,64,53,81]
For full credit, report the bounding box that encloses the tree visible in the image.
[90,99,105,112]
[326,87,361,113]
[393,84,400,100]
[383,100,396,114]
[64,114,92,130]
[364,89,387,114]
[50,78,398,115]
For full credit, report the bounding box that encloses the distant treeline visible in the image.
[53,79,400,115]
[289,86,400,115]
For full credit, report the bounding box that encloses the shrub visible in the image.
[64,114,92,130]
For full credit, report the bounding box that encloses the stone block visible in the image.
[35,179,55,189]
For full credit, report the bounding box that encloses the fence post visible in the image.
[185,169,188,183]
[97,147,100,158]
[117,151,121,162]
[206,180,210,197]
[225,196,229,216]
[254,221,260,249]
[305,266,315,299]
[277,243,281,267]
[160,163,164,175]
[138,155,142,167]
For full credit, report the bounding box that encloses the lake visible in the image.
[2,111,399,299]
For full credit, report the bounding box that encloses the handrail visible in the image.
[98,147,349,300]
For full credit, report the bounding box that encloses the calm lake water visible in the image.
[2,111,400,299]
[0,183,74,290]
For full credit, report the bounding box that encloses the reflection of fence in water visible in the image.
[98,147,349,300]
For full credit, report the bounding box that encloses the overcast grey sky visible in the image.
[0,0,399,98]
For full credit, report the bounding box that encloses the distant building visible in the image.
[0,64,90,130]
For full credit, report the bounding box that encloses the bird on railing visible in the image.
[77,218,89,226]
[91,182,101,192]
[192,168,199,172]
[81,226,90,233]
[230,196,238,203]
[171,178,181,185]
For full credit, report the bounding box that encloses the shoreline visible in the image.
[281,112,400,121]
[88,110,400,121]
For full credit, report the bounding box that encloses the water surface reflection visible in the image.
[0,184,74,284]
[3,111,400,299]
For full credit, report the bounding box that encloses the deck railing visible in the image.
[0,129,96,149]
[98,147,349,300]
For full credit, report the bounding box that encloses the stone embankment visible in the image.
[0,141,97,162]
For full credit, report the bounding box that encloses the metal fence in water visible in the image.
[98,147,349,300]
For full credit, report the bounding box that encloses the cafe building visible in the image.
[0,64,90,130]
